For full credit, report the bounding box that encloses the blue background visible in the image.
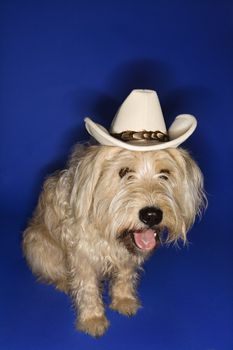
[1,0,232,349]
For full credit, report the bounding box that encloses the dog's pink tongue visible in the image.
[133,229,156,250]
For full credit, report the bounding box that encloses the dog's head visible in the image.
[70,145,206,256]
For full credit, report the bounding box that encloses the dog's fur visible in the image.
[23,145,205,336]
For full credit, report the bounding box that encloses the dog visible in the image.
[23,144,205,337]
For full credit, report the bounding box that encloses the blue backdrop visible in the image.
[1,0,232,349]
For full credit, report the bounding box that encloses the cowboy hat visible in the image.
[84,89,197,151]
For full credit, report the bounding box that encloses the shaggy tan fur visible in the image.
[23,145,205,337]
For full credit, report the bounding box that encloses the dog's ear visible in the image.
[178,149,207,233]
[69,145,115,217]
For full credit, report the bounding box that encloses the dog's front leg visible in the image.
[68,252,109,337]
[110,266,141,316]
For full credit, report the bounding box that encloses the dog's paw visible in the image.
[110,297,141,316]
[77,315,109,337]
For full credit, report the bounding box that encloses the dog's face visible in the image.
[70,145,205,256]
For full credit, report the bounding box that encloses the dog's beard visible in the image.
[110,190,182,254]
[95,188,185,254]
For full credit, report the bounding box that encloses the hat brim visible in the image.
[84,115,197,151]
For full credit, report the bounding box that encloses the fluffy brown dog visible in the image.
[23,144,205,337]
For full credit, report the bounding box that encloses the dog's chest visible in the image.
[77,235,137,274]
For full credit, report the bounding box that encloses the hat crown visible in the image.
[110,89,167,134]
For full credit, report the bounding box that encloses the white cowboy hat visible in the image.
[84,89,197,151]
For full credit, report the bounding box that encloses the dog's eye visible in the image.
[158,169,170,181]
[119,167,134,178]
[158,174,169,180]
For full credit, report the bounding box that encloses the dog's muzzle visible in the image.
[117,207,163,254]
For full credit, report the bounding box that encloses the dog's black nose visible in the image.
[139,206,163,226]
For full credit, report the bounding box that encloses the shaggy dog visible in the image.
[23,144,205,337]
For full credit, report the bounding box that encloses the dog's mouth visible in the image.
[132,228,158,251]
[118,227,161,254]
